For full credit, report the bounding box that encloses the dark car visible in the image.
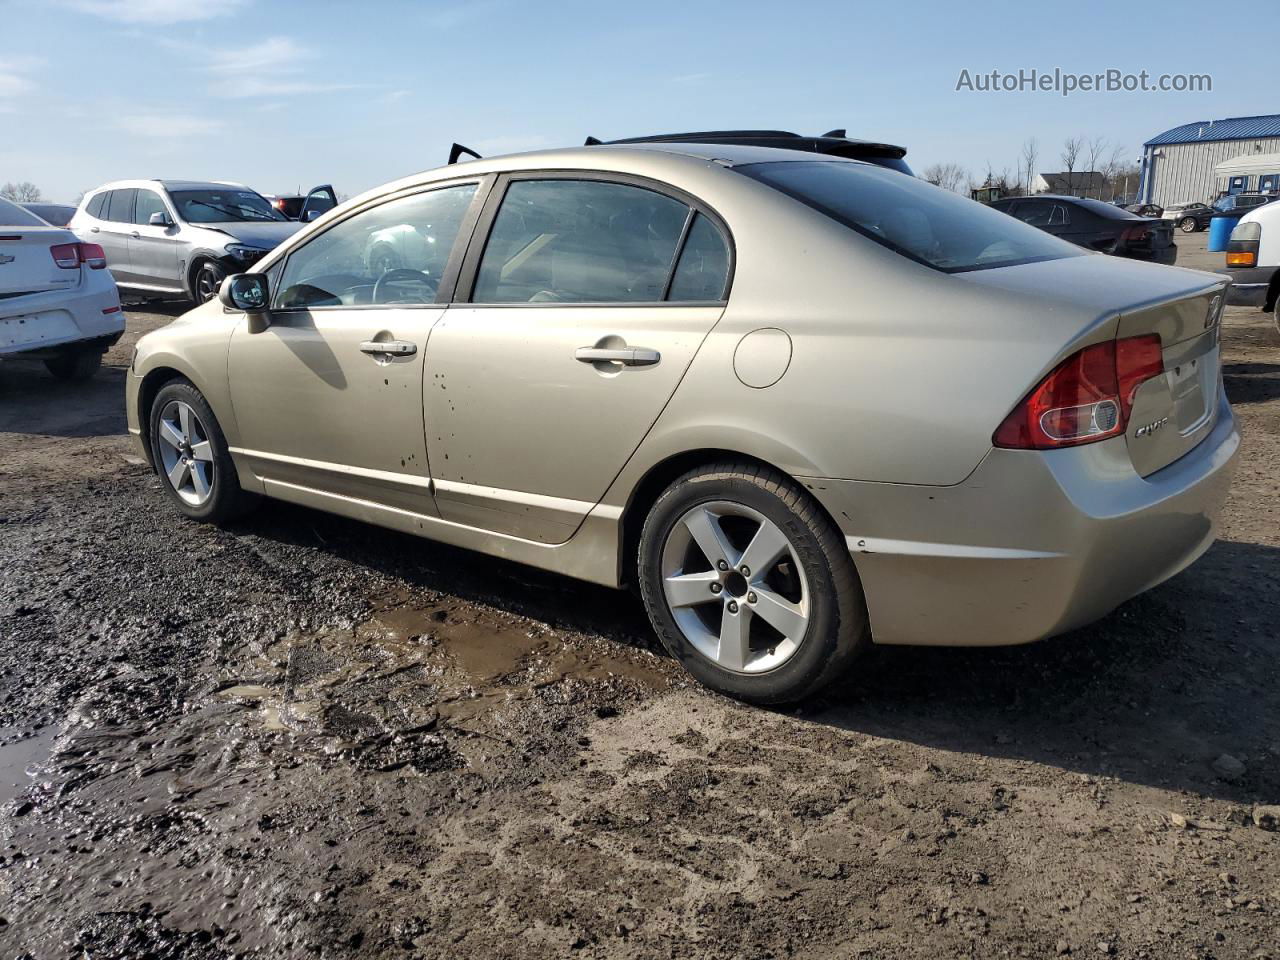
[990,195,1176,265]
[1124,202,1164,218]
[19,201,77,226]
[583,129,914,175]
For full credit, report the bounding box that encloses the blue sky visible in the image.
[1,0,1273,202]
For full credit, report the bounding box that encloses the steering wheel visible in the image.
[372,268,435,304]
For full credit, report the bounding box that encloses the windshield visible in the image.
[738,161,1082,273]
[171,189,286,223]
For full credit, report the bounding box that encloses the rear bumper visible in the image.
[802,388,1240,646]
[0,282,124,358]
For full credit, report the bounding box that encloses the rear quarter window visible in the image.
[739,161,1082,273]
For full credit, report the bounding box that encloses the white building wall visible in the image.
[1147,137,1280,206]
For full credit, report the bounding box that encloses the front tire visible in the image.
[638,463,869,704]
[149,380,256,524]
[1179,216,1198,233]
[44,349,102,381]
[193,261,226,304]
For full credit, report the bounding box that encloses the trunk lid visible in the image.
[0,227,82,298]
[1118,286,1223,477]
[962,255,1225,477]
[1117,218,1174,257]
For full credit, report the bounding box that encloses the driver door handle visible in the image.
[574,346,660,366]
[360,340,417,356]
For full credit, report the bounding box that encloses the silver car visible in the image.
[69,180,324,303]
[125,144,1240,703]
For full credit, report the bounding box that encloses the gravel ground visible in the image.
[2,240,1278,958]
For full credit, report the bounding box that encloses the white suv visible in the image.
[68,180,319,303]
[0,197,123,380]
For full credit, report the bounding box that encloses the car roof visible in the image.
[338,143,870,212]
[86,178,256,194]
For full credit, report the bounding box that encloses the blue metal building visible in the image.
[1140,113,1280,206]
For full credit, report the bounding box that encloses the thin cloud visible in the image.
[0,56,41,101]
[114,113,223,138]
[205,36,353,98]
[56,0,249,23]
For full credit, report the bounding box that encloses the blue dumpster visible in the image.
[1207,215,1240,252]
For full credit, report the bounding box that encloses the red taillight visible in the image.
[48,241,107,270]
[79,242,107,269]
[50,242,80,268]
[993,335,1165,450]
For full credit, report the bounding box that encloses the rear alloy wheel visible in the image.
[194,261,227,303]
[1179,217,1198,233]
[638,463,869,703]
[44,349,102,381]
[149,380,256,524]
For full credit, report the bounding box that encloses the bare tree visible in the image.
[1082,137,1110,198]
[1021,137,1039,194]
[0,181,42,202]
[1100,144,1126,201]
[1060,136,1083,196]
[922,162,969,193]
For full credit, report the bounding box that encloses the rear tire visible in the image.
[149,379,256,524]
[44,349,102,381]
[1179,216,1198,233]
[637,462,869,704]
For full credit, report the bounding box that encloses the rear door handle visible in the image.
[130,231,140,238]
[360,339,417,356]
[575,346,660,366]
[89,227,100,233]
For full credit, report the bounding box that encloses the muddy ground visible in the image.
[2,247,1279,958]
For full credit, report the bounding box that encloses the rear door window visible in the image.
[472,179,689,303]
[106,188,136,224]
[739,161,1082,273]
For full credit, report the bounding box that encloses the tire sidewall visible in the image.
[638,472,849,704]
[148,380,240,523]
[1179,217,1196,233]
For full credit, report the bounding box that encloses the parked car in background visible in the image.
[0,196,122,380]
[990,195,1177,264]
[20,202,77,227]
[69,180,308,304]
[1124,202,1163,218]
[126,143,1236,703]
[1218,201,1280,329]
[263,184,338,222]
[1161,201,1211,232]
[1211,193,1277,219]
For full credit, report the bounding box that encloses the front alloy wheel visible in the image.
[156,399,215,506]
[1179,216,1198,233]
[195,262,226,303]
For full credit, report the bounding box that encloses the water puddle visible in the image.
[209,590,676,766]
[0,726,59,806]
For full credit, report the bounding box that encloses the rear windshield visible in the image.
[170,189,286,224]
[1073,198,1143,220]
[0,197,46,227]
[739,161,1082,273]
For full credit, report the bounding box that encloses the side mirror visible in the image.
[148,211,172,227]
[303,208,322,222]
[218,273,271,330]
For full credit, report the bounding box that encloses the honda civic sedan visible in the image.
[125,143,1240,703]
